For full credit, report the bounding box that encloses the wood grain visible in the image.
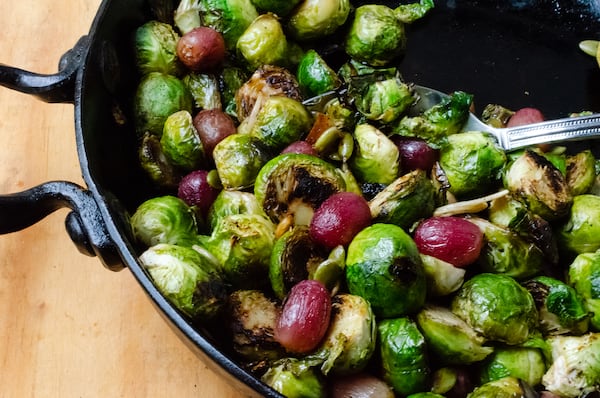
[0,1,241,396]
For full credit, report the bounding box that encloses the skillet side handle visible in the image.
[0,36,89,103]
[0,181,125,271]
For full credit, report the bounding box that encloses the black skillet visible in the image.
[0,0,598,396]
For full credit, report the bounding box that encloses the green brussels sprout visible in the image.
[566,149,597,196]
[207,190,268,230]
[523,275,589,336]
[134,72,193,137]
[479,347,546,387]
[368,169,436,230]
[568,250,600,331]
[160,110,205,171]
[261,358,325,398]
[138,132,182,189]
[481,103,515,128]
[212,133,270,190]
[420,254,466,297]
[378,317,430,396]
[542,333,600,397]
[451,273,538,345]
[393,0,435,23]
[204,213,275,289]
[249,0,301,16]
[346,223,426,318]
[315,294,376,376]
[182,73,222,110]
[287,0,351,41]
[174,0,202,34]
[416,305,493,365]
[348,74,414,123]
[219,66,249,117]
[131,195,198,247]
[504,149,572,221]
[226,289,285,361]
[558,194,600,256]
[438,132,507,199]
[296,49,341,97]
[139,243,226,320]
[467,376,537,398]
[349,124,400,185]
[236,13,303,69]
[468,217,544,281]
[240,96,312,151]
[254,153,346,225]
[393,91,473,148]
[198,0,259,49]
[134,20,182,76]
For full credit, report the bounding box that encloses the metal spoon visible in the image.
[412,85,600,151]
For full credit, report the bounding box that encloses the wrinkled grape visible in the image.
[192,109,236,161]
[392,136,438,172]
[177,170,221,216]
[177,27,226,72]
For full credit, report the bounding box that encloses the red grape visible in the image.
[177,170,220,216]
[176,27,226,72]
[281,140,318,156]
[413,216,483,268]
[392,136,439,172]
[309,192,372,249]
[506,107,545,127]
[192,109,236,161]
[274,279,331,354]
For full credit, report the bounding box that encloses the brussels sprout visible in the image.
[346,223,426,318]
[204,213,275,289]
[174,0,202,34]
[378,317,430,396]
[250,0,301,16]
[420,254,466,297]
[212,133,270,190]
[131,195,198,247]
[504,149,572,221]
[568,251,600,331]
[207,190,268,230]
[160,110,205,171]
[368,169,436,230]
[468,217,544,280]
[261,358,325,398]
[451,273,538,345]
[481,103,515,128]
[287,0,351,41]
[138,132,182,189]
[134,20,182,76]
[269,226,329,300]
[296,49,341,97]
[393,91,473,148]
[254,153,346,225]
[558,194,600,256]
[198,0,259,49]
[566,150,597,196]
[226,289,284,361]
[139,243,226,320]
[349,124,400,185]
[416,305,493,365]
[219,66,249,117]
[523,275,589,336]
[315,294,376,376]
[430,366,475,397]
[394,0,435,23]
[479,347,546,387]
[240,96,312,151]
[438,131,507,198]
[236,13,303,69]
[134,72,193,137]
[182,72,222,110]
[542,333,600,398]
[467,376,538,398]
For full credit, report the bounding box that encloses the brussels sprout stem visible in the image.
[174,0,202,34]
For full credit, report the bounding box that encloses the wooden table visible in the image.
[0,1,240,396]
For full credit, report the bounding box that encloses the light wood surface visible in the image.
[0,1,241,396]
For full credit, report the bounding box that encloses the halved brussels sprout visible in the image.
[349,124,400,185]
[182,72,222,110]
[207,190,268,230]
[198,0,259,49]
[160,110,205,171]
[451,273,538,345]
[557,194,600,256]
[566,149,597,196]
[346,223,426,318]
[420,254,466,297]
[296,49,341,98]
[479,347,546,388]
[261,358,325,398]
[467,376,538,398]
[287,0,351,41]
[481,103,514,128]
[212,133,270,190]
[138,132,182,189]
[174,0,202,34]
[134,20,182,76]
[568,250,600,331]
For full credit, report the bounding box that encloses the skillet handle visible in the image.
[0,36,89,103]
[0,181,125,271]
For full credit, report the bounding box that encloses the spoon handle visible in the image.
[503,113,600,151]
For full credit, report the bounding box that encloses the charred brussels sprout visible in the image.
[138,132,182,189]
[542,333,600,398]
[134,20,182,76]
[479,347,546,387]
[568,251,600,331]
[523,275,589,336]
[287,0,351,41]
[261,358,325,398]
[139,243,226,320]
[438,132,507,198]
[254,153,346,225]
[198,0,259,49]
[160,110,205,171]
[207,190,268,230]
[378,317,430,396]
[296,49,341,97]
[558,194,600,256]
[504,149,572,221]
[131,195,198,247]
[349,124,400,185]
[134,72,193,137]
[212,133,270,190]
[566,149,597,196]
[451,273,538,345]
[467,376,538,398]
[346,223,426,318]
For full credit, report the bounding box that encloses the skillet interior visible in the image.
[74,0,600,395]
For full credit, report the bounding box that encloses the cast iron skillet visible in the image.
[0,0,599,396]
